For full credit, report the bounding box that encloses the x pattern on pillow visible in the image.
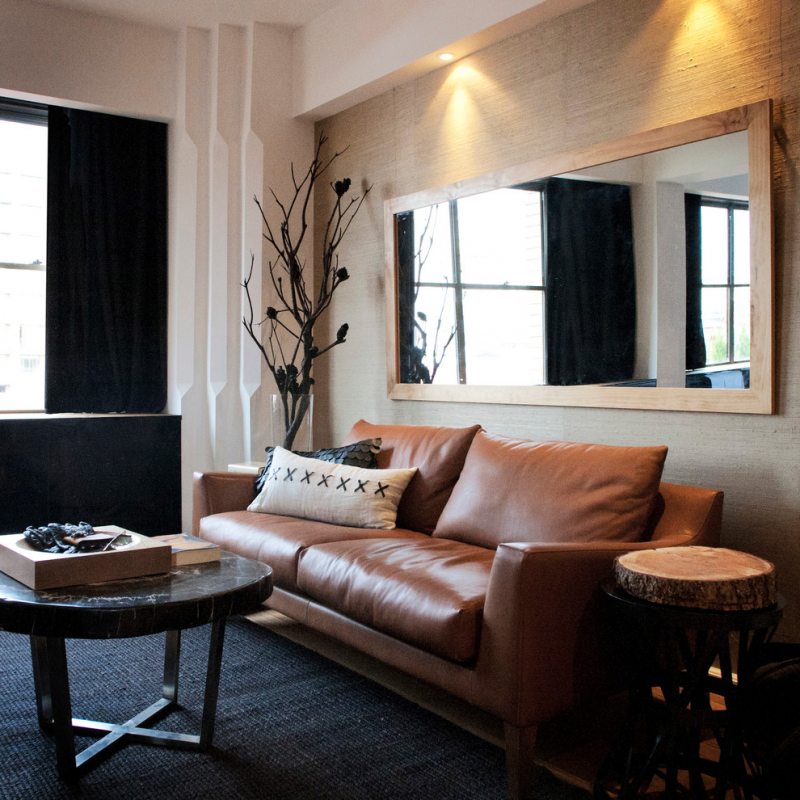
[267,463,393,497]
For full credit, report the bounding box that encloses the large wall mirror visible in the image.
[384,101,774,413]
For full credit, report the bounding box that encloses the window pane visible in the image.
[412,285,459,384]
[733,207,750,285]
[0,119,48,265]
[0,266,46,410]
[700,205,728,285]
[733,286,750,362]
[0,117,47,411]
[461,289,544,385]
[457,188,543,286]
[412,203,452,284]
[701,287,729,365]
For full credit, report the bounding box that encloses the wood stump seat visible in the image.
[614,545,776,611]
[598,546,783,797]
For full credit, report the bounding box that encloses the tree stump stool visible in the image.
[614,546,777,611]
[596,547,783,799]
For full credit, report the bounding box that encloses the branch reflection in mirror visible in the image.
[385,101,773,414]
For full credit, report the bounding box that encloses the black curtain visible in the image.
[684,193,707,371]
[395,211,425,383]
[45,107,167,412]
[545,178,636,385]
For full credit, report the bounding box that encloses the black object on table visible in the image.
[0,551,272,779]
[595,581,783,799]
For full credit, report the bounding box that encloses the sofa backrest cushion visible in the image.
[433,432,668,548]
[343,420,482,534]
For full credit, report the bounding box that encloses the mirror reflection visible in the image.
[395,132,749,390]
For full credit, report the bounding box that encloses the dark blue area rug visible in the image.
[0,618,589,800]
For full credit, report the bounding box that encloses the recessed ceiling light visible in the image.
[438,52,455,62]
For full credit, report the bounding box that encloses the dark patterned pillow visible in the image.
[254,437,381,493]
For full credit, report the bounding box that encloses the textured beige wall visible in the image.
[314,0,800,638]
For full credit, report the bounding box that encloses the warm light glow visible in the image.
[420,60,516,185]
[619,0,741,129]
[438,52,455,62]
[685,0,729,36]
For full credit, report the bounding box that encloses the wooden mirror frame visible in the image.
[384,101,774,414]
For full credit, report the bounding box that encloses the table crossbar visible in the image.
[30,618,226,779]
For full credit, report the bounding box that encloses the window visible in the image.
[399,178,637,388]
[402,187,546,385]
[698,198,750,366]
[0,100,48,411]
[0,99,167,414]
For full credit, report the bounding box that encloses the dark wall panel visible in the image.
[0,415,181,536]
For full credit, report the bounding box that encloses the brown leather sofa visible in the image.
[193,421,723,798]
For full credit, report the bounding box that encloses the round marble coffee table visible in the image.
[0,550,272,779]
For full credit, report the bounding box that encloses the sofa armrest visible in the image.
[192,471,257,535]
[651,482,723,546]
[479,535,710,726]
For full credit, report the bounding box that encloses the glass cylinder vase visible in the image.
[270,393,313,451]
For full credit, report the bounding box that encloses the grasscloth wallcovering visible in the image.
[313,0,800,638]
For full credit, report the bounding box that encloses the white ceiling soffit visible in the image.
[24,0,595,120]
[23,0,343,30]
[292,0,595,119]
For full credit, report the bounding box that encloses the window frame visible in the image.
[698,195,750,368]
[409,188,547,385]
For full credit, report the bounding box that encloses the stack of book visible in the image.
[152,533,221,566]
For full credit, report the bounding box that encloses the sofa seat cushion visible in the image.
[434,432,668,548]
[296,538,494,663]
[199,511,428,590]
[343,420,481,535]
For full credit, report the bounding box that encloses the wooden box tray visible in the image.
[0,526,172,590]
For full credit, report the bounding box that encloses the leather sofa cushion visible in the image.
[344,420,482,534]
[297,538,494,663]
[433,432,668,548]
[199,510,427,590]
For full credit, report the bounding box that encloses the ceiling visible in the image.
[21,0,594,118]
[25,0,343,30]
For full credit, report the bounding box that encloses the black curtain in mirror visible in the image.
[396,211,430,383]
[45,107,167,412]
[684,194,706,371]
[545,178,636,385]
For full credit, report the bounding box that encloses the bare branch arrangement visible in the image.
[404,204,457,383]
[243,133,371,449]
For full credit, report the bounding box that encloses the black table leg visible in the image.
[200,618,226,749]
[30,635,78,779]
[28,621,229,778]
[30,635,53,729]
[163,629,181,703]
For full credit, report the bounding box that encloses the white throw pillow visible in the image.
[247,447,418,530]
